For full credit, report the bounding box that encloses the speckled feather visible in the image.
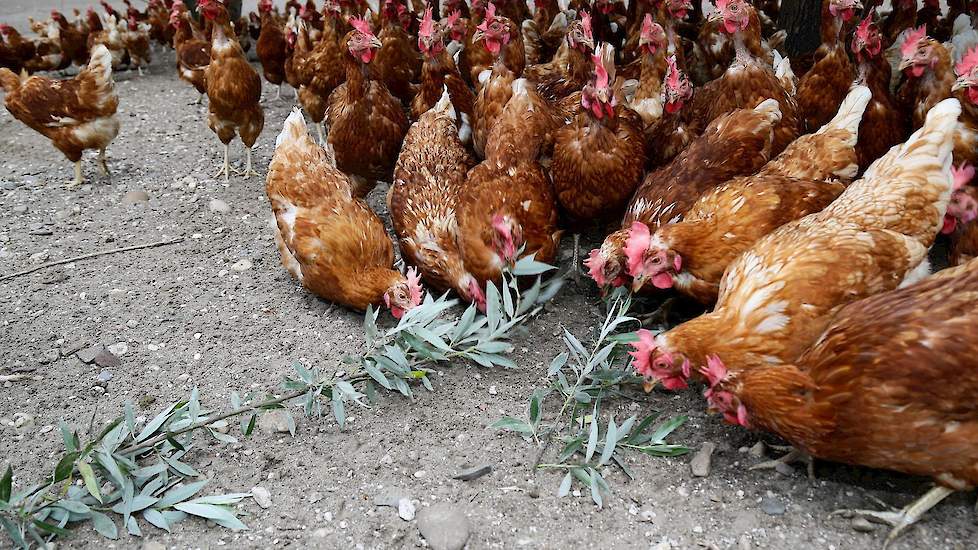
[734,258,978,489]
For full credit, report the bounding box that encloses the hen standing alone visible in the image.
[199,0,265,181]
[0,44,119,186]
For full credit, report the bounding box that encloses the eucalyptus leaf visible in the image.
[557,472,572,497]
[90,511,118,539]
[584,415,599,462]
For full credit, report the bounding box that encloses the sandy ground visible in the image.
[2,3,978,550]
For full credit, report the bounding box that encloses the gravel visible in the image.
[0,16,975,550]
[417,502,470,550]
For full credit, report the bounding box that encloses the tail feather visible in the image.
[818,85,871,145]
[864,98,961,182]
[432,85,457,121]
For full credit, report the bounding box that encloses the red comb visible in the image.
[956,45,978,77]
[419,6,434,38]
[900,25,927,58]
[350,15,372,35]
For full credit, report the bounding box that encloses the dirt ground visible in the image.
[2,6,977,550]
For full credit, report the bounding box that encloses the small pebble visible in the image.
[107,342,129,356]
[397,498,416,521]
[690,442,715,477]
[851,517,876,532]
[230,259,252,272]
[760,497,786,516]
[748,441,766,458]
[209,199,230,213]
[121,190,150,204]
[251,486,272,509]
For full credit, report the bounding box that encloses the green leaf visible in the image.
[209,430,239,444]
[557,437,584,462]
[528,392,542,427]
[164,457,198,477]
[512,254,556,276]
[59,421,79,453]
[188,493,250,505]
[126,515,142,536]
[111,495,159,514]
[574,391,592,404]
[0,516,26,548]
[626,414,660,444]
[31,519,70,537]
[363,361,392,390]
[588,343,617,370]
[285,410,297,437]
[599,417,618,466]
[293,363,313,384]
[54,499,91,514]
[589,469,605,509]
[485,282,501,332]
[124,402,137,439]
[53,451,80,483]
[244,414,257,437]
[136,403,178,442]
[0,465,11,503]
[451,304,478,341]
[156,480,208,509]
[95,451,126,488]
[331,391,346,430]
[584,415,599,463]
[142,508,170,532]
[557,472,572,497]
[90,511,118,539]
[647,415,688,444]
[501,276,515,318]
[607,331,640,344]
[547,352,568,377]
[490,417,533,435]
[77,461,103,503]
[173,503,247,530]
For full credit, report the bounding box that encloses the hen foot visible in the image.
[65,161,84,187]
[239,148,259,179]
[750,446,815,479]
[98,149,110,177]
[214,144,231,182]
[831,486,954,550]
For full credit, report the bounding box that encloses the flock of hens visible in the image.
[3,0,978,545]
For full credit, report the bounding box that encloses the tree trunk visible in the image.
[778,0,823,58]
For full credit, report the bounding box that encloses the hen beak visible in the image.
[897,57,914,72]
[371,36,382,49]
[472,29,485,43]
[707,11,723,23]
[951,77,974,92]
[631,275,645,293]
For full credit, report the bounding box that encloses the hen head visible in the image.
[566,11,595,53]
[850,9,882,62]
[197,0,228,23]
[348,17,382,63]
[381,0,411,30]
[443,11,466,43]
[666,0,694,20]
[585,244,627,291]
[701,356,750,427]
[0,24,14,38]
[460,274,488,312]
[943,163,978,234]
[638,15,666,56]
[258,0,274,14]
[711,0,751,35]
[491,213,523,265]
[593,0,622,15]
[661,55,693,113]
[474,3,511,57]
[384,267,425,319]
[827,0,861,22]
[897,26,937,78]
[418,7,445,56]
[628,329,691,391]
[623,221,683,292]
[952,46,978,105]
[581,42,617,120]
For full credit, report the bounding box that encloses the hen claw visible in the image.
[831,486,954,549]
[749,447,815,479]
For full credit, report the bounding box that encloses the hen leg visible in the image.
[214,143,231,182]
[276,84,283,101]
[570,234,583,285]
[137,65,143,76]
[749,446,815,479]
[98,149,110,177]
[194,92,204,105]
[66,161,84,187]
[637,297,676,329]
[316,122,325,146]
[831,486,954,549]
[240,147,259,179]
